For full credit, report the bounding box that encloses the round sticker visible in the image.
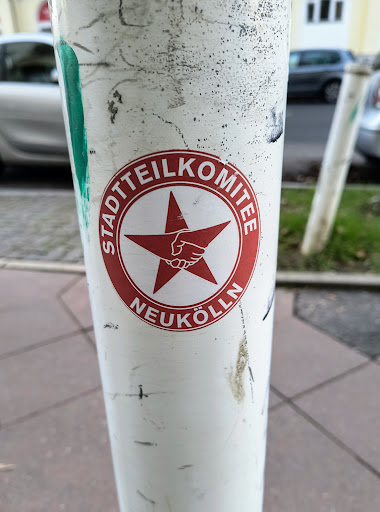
[99,150,260,331]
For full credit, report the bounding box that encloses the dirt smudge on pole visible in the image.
[229,337,249,403]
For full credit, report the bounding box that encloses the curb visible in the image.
[0,188,74,197]
[1,258,380,289]
[0,258,86,275]
[276,271,380,289]
[281,182,380,190]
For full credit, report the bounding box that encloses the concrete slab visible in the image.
[273,288,294,324]
[295,363,380,474]
[0,333,100,425]
[271,316,367,398]
[0,391,118,512]
[61,276,93,329]
[0,269,75,307]
[0,299,79,356]
[87,329,96,345]
[295,289,380,357]
[264,405,380,512]
[269,390,283,409]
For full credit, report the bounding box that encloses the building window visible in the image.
[320,0,331,21]
[306,0,344,24]
[335,1,344,21]
[307,3,315,22]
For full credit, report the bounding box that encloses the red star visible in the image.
[125,192,230,293]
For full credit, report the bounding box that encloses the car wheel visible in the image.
[322,79,341,104]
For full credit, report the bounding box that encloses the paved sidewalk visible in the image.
[1,268,379,511]
[0,190,82,264]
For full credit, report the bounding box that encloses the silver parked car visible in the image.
[288,49,355,103]
[0,33,69,170]
[356,69,380,164]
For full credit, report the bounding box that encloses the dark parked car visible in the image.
[288,49,355,103]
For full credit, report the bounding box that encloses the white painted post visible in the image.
[301,63,372,256]
[50,2,290,511]
[1,0,19,33]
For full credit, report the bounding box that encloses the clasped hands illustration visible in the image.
[164,229,206,269]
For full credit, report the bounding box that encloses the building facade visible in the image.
[0,0,50,34]
[291,0,380,56]
[1,0,379,56]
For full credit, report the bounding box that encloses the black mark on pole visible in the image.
[263,289,275,321]
[113,90,123,104]
[139,385,148,399]
[104,322,119,329]
[137,490,156,504]
[107,100,118,124]
[73,42,94,54]
[267,107,284,143]
[80,62,111,67]
[119,0,127,26]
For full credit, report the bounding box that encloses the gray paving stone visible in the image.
[264,405,380,512]
[63,247,84,262]
[0,333,100,425]
[295,363,380,474]
[295,289,380,357]
[0,391,118,512]
[271,316,367,397]
[0,194,83,264]
[44,247,67,260]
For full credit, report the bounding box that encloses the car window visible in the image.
[374,52,380,71]
[325,51,342,64]
[300,50,341,67]
[1,41,56,83]
[289,52,301,69]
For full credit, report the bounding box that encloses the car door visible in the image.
[0,40,67,161]
[287,51,302,95]
[293,50,338,95]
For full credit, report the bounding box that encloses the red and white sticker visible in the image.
[99,150,260,331]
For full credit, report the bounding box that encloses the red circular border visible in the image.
[99,150,260,331]
[116,182,243,309]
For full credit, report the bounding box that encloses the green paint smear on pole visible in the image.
[349,101,360,124]
[56,38,89,236]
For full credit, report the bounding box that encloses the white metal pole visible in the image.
[1,0,19,33]
[50,2,290,511]
[301,63,372,256]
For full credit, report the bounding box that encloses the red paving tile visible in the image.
[295,362,380,474]
[60,276,93,329]
[0,391,118,512]
[0,333,100,425]
[265,405,380,512]
[271,316,366,397]
[1,268,379,510]
[0,299,79,356]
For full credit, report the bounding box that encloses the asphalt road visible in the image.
[285,101,335,145]
[0,102,375,189]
